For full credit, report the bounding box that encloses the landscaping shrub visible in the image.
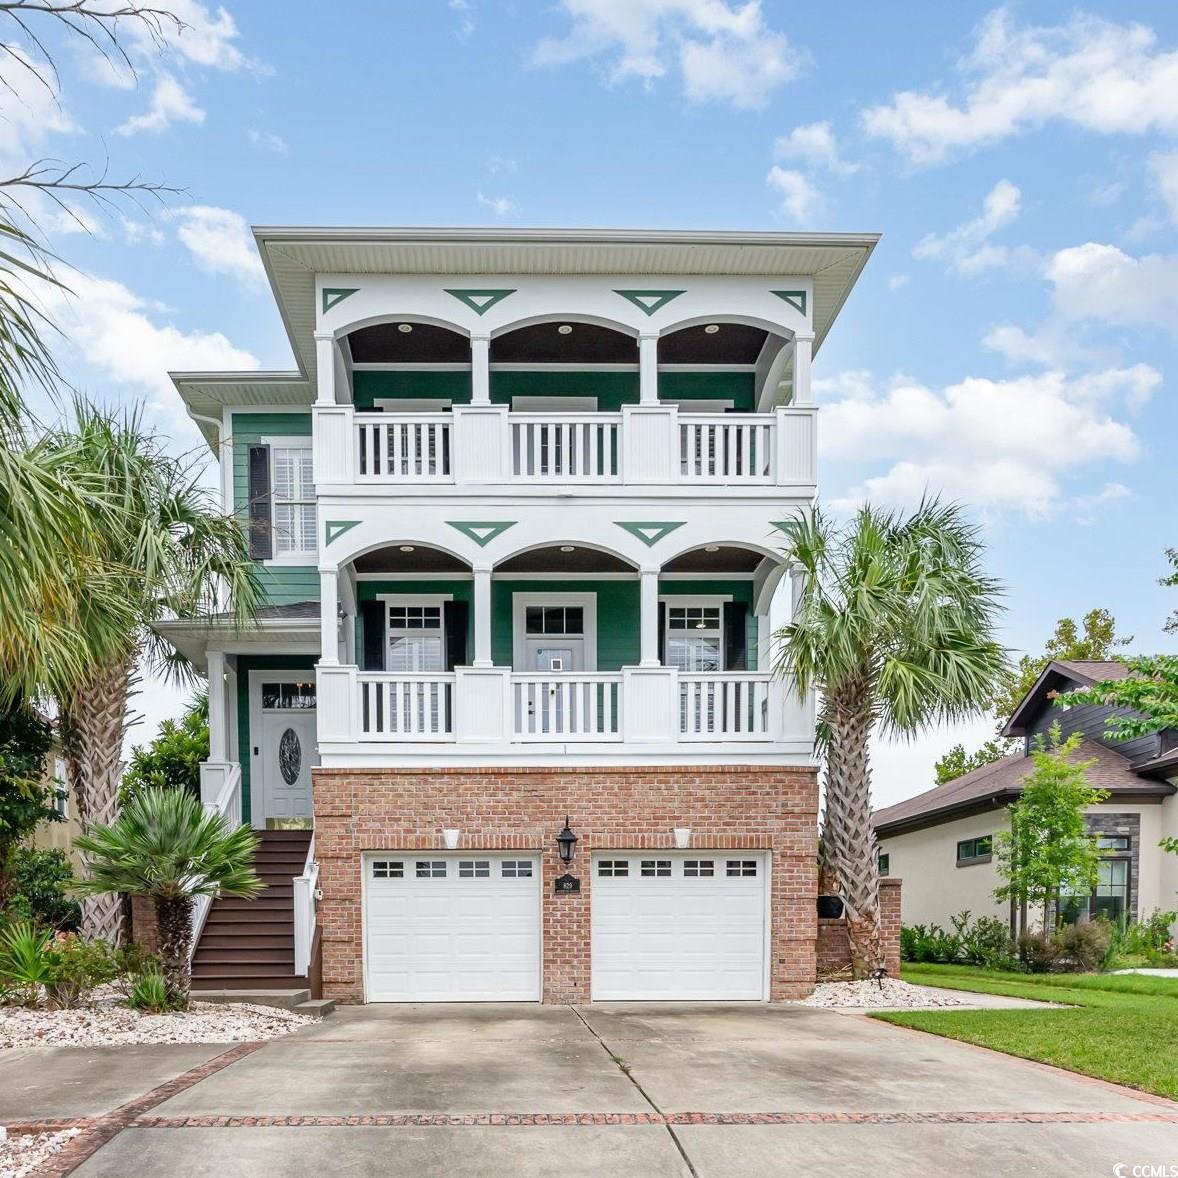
[6,848,81,931]
[1054,919,1113,972]
[1113,910,1178,966]
[900,923,961,963]
[110,941,165,1001]
[951,911,1016,969]
[0,920,51,1004]
[127,970,173,1013]
[1017,930,1058,973]
[41,932,116,1008]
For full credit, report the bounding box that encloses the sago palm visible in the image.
[774,501,1007,977]
[74,788,262,1006]
[33,401,259,942]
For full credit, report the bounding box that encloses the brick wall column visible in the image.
[130,895,159,954]
[880,876,902,979]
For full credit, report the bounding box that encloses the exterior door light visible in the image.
[560,545,576,553]
[556,816,578,863]
[399,545,416,552]
[557,324,573,335]
[704,324,720,334]
[397,323,413,333]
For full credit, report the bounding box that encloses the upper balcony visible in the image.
[311,317,815,493]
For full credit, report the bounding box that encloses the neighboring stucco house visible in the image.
[155,225,881,1003]
[874,661,1178,933]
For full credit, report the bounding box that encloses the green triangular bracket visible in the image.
[325,520,361,546]
[616,521,686,548]
[771,290,807,316]
[613,289,686,316]
[444,289,516,316]
[447,520,517,547]
[322,287,359,314]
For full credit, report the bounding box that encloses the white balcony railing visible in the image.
[512,674,622,740]
[292,833,319,978]
[314,404,816,488]
[359,673,455,739]
[511,414,620,482]
[315,664,814,751]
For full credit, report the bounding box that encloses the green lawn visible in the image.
[875,963,1178,1100]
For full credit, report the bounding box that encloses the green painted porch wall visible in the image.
[353,370,471,409]
[659,371,755,411]
[489,370,638,408]
[235,654,317,826]
[230,412,318,609]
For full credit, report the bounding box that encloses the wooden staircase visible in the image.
[191,829,311,991]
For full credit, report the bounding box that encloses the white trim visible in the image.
[380,595,451,674]
[658,364,758,373]
[355,572,472,582]
[372,398,454,412]
[262,435,317,563]
[353,362,471,372]
[493,572,636,583]
[660,572,754,582]
[512,591,598,673]
[247,669,318,831]
[510,396,598,413]
[374,592,455,603]
[660,594,728,672]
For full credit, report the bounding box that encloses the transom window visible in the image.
[372,860,404,879]
[684,859,714,877]
[726,860,758,877]
[525,605,584,635]
[666,603,723,673]
[386,601,444,672]
[640,859,672,877]
[416,861,447,878]
[597,860,629,877]
[1096,835,1130,851]
[502,860,533,878]
[261,681,317,710]
[271,444,315,557]
[956,836,993,866]
[459,860,491,878]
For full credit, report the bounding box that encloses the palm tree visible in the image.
[25,402,259,942]
[774,501,1007,977]
[74,788,262,1006]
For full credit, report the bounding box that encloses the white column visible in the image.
[470,332,491,405]
[320,568,339,665]
[315,331,336,405]
[473,564,493,666]
[639,331,659,404]
[793,332,814,406]
[640,566,660,667]
[207,649,227,761]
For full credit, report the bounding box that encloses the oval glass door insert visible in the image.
[278,727,302,785]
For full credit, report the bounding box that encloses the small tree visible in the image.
[994,725,1107,935]
[121,694,208,804]
[73,789,262,1007]
[933,739,1012,785]
[0,704,59,907]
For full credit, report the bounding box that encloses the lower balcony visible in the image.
[316,664,812,757]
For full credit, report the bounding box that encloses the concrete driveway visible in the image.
[5,1003,1176,1176]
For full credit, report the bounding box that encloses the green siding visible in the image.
[490,370,639,409]
[355,579,474,656]
[660,579,759,669]
[353,370,472,409]
[235,655,317,825]
[659,371,755,410]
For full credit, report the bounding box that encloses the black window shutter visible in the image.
[247,444,272,560]
[657,601,666,665]
[360,600,386,670]
[724,601,748,670]
[444,600,469,670]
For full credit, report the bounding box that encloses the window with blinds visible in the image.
[271,445,315,556]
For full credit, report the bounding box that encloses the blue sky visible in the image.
[14,1,1178,804]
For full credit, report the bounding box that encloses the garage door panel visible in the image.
[591,852,767,1001]
[365,854,541,1002]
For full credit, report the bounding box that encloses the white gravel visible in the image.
[0,995,315,1049]
[797,978,968,1009]
[0,1129,81,1177]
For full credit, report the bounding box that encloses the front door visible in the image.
[255,678,317,828]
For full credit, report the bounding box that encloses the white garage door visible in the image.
[591,852,767,1000]
[365,853,541,1001]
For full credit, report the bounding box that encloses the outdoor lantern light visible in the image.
[556,816,578,863]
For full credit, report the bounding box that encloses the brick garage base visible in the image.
[313,764,819,1004]
[815,877,902,979]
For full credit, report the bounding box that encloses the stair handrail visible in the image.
[292,832,319,978]
[190,760,243,961]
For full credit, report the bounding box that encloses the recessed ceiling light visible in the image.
[557,324,573,335]
[559,545,576,553]
[397,323,413,333]
[399,544,416,552]
[704,545,720,552]
[704,324,720,334]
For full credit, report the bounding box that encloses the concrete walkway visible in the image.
[3,1002,1175,1176]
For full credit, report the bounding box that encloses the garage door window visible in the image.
[598,860,629,877]
[416,861,447,878]
[502,860,533,878]
[459,860,491,878]
[684,859,715,877]
[726,860,758,877]
[640,859,672,877]
[372,860,404,878]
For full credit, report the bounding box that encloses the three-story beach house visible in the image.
[158,227,878,1003]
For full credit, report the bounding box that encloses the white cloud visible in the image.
[887,273,910,292]
[1071,481,1130,525]
[115,73,204,135]
[1148,150,1178,225]
[127,0,263,73]
[1046,242,1178,337]
[487,154,517,175]
[476,192,519,217]
[0,45,76,160]
[533,0,803,109]
[773,121,859,176]
[913,179,1022,274]
[862,8,1178,166]
[121,217,165,246]
[248,128,288,153]
[168,205,266,289]
[40,270,258,406]
[450,0,475,39]
[820,366,1152,517]
[766,166,820,223]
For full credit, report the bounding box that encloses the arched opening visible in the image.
[659,321,786,413]
[490,319,639,411]
[344,320,471,411]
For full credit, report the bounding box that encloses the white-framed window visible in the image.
[52,756,68,819]
[512,592,597,672]
[372,860,404,878]
[597,859,629,877]
[726,859,758,877]
[684,859,715,877]
[385,601,445,672]
[268,440,315,559]
[458,860,491,878]
[416,860,447,878]
[640,859,672,877]
[663,597,726,672]
[502,860,533,878]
